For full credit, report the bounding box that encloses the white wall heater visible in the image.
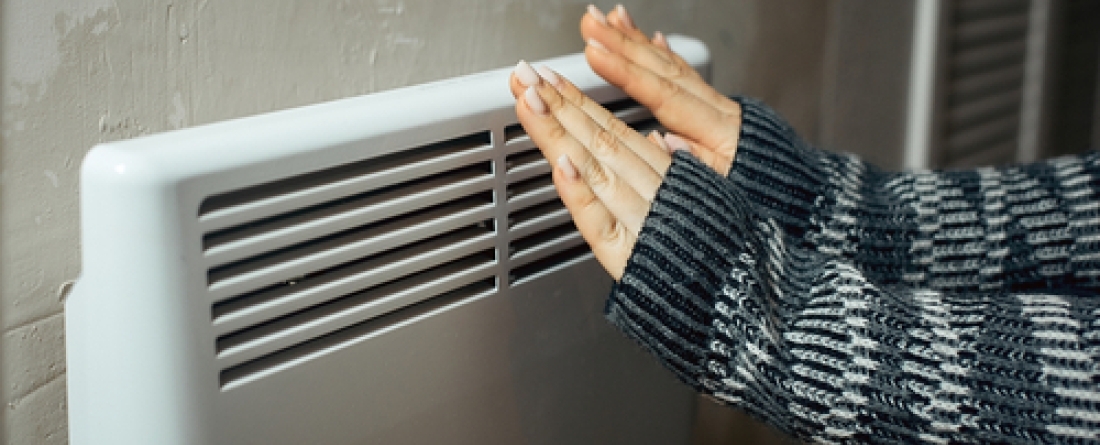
[68,36,711,444]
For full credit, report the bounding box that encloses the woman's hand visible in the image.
[507,5,743,280]
[582,4,742,175]
[510,61,670,280]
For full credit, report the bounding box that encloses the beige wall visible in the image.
[819,0,915,170]
[1,1,837,443]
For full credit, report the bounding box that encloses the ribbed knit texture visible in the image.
[606,97,1100,444]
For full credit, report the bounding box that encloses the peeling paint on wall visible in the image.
[4,0,114,106]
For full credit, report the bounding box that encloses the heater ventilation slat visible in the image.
[198,131,492,232]
[206,191,494,295]
[207,215,495,300]
[506,174,555,202]
[210,220,496,368]
[213,254,496,340]
[504,123,528,143]
[510,245,592,287]
[202,130,502,381]
[504,148,552,186]
[209,217,496,335]
[506,186,560,213]
[219,277,497,390]
[510,222,583,261]
[509,199,568,231]
[215,248,496,365]
[505,148,545,172]
[203,163,494,267]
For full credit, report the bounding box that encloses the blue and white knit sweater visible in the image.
[607,97,1100,443]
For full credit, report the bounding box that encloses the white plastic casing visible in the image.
[69,36,710,445]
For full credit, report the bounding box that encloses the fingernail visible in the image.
[587,38,608,53]
[654,31,669,49]
[514,60,540,87]
[535,65,561,87]
[525,86,547,115]
[650,130,670,152]
[587,4,608,25]
[615,4,635,29]
[665,133,689,152]
[557,154,579,181]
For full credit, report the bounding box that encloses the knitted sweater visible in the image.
[607,97,1100,444]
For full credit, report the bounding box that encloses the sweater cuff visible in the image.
[605,150,761,387]
[727,96,825,238]
[728,95,807,179]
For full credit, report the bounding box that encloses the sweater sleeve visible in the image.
[729,96,1100,293]
[605,102,1100,443]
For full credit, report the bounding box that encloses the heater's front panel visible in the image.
[70,36,710,445]
[217,262,695,444]
[204,98,695,445]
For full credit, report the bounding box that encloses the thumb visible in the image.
[665,132,732,175]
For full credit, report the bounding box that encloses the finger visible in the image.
[605,4,649,44]
[652,31,669,50]
[666,132,731,174]
[553,154,634,280]
[585,4,609,27]
[583,5,726,113]
[602,4,675,66]
[509,60,538,99]
[647,130,669,153]
[582,15,738,117]
[516,82,652,235]
[534,73,663,202]
[534,65,671,176]
[584,41,741,167]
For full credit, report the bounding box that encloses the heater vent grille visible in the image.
[219,277,498,389]
[190,57,685,387]
[200,132,499,382]
[202,99,669,383]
